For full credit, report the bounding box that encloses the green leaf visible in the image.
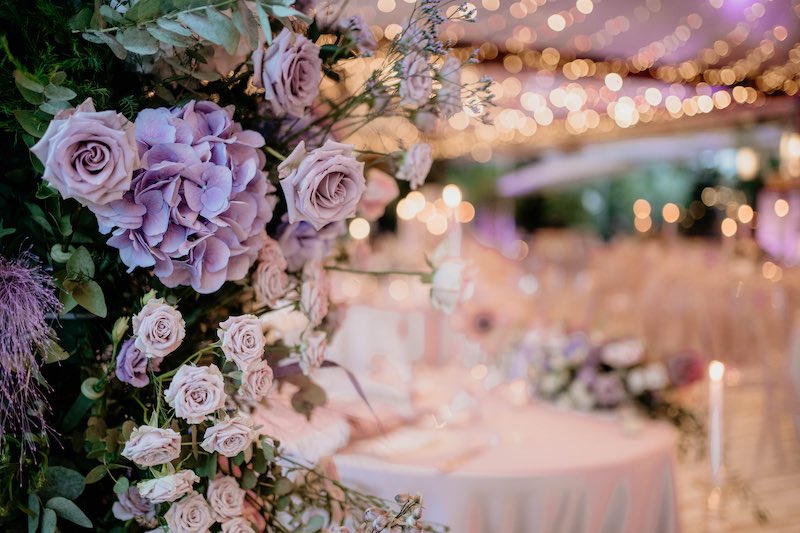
[125,0,162,22]
[39,100,71,116]
[16,84,45,105]
[266,5,304,19]
[156,17,194,37]
[121,420,136,440]
[40,508,56,533]
[27,494,40,533]
[118,27,160,55]
[84,465,107,485]
[49,71,67,86]
[35,182,59,199]
[59,289,78,314]
[99,4,126,24]
[84,32,128,60]
[39,467,86,501]
[146,26,195,48]
[69,7,94,31]
[241,468,258,490]
[262,440,275,462]
[254,1,272,46]
[70,280,107,317]
[44,84,77,102]
[233,0,259,50]
[66,246,95,278]
[14,70,44,93]
[113,477,129,495]
[251,450,267,474]
[43,337,71,364]
[178,10,238,54]
[273,477,293,496]
[302,515,325,533]
[26,203,53,233]
[45,497,92,528]
[14,110,48,138]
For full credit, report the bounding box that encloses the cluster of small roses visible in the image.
[113,297,280,531]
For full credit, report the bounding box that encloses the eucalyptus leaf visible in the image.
[84,32,128,60]
[40,100,71,115]
[66,246,95,278]
[178,10,238,53]
[26,203,53,233]
[70,280,107,317]
[125,0,162,22]
[59,290,78,314]
[241,468,258,490]
[113,476,129,494]
[273,477,293,496]
[13,70,44,93]
[121,420,137,440]
[50,71,67,86]
[156,17,194,37]
[146,26,195,48]
[99,4,126,24]
[27,494,40,533]
[40,508,56,533]
[84,465,107,485]
[39,467,85,501]
[206,7,240,54]
[45,497,92,528]
[302,515,325,533]
[16,84,45,105]
[43,338,71,364]
[14,110,48,138]
[118,27,160,55]
[254,1,272,45]
[44,84,77,102]
[233,0,259,50]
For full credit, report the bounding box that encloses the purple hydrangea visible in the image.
[115,338,149,388]
[96,101,276,293]
[591,373,627,408]
[276,215,345,271]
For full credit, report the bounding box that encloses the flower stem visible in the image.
[324,265,428,277]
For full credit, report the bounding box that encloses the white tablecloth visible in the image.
[334,387,679,533]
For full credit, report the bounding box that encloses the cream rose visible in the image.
[132,298,186,359]
[300,261,329,327]
[396,143,432,190]
[260,307,309,347]
[200,416,255,457]
[164,365,226,424]
[221,518,256,533]
[121,425,181,468]
[138,470,199,504]
[299,331,327,375]
[601,339,645,369]
[430,258,475,315]
[164,492,214,533]
[240,359,274,401]
[207,476,245,521]
[30,98,138,211]
[218,315,267,371]
[278,140,366,230]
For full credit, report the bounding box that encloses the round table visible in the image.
[334,386,679,533]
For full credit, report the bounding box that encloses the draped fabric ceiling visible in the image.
[343,0,800,161]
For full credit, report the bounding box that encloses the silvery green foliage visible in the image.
[78,0,308,81]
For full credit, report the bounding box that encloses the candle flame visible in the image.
[709,360,725,382]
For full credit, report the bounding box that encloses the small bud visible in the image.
[111,316,130,345]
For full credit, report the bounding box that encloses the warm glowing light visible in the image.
[721,217,737,237]
[388,279,409,301]
[645,88,663,106]
[396,199,416,221]
[377,0,395,13]
[662,203,680,223]
[762,261,778,280]
[737,204,754,224]
[576,0,593,14]
[426,213,448,235]
[633,198,651,218]
[735,147,759,181]
[406,191,426,213]
[774,198,790,217]
[349,217,370,240]
[604,73,623,91]
[708,361,725,382]
[470,364,489,380]
[634,216,652,232]
[442,184,463,208]
[455,201,476,223]
[548,14,566,32]
[701,187,718,207]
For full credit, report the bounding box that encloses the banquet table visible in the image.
[334,385,679,533]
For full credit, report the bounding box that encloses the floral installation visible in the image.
[511,330,704,446]
[0,0,489,530]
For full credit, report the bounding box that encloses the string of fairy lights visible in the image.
[346,0,800,161]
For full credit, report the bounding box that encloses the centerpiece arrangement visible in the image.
[0,0,490,531]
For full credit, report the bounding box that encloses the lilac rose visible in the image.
[31,98,138,211]
[112,486,156,525]
[115,338,149,387]
[279,140,366,230]
[399,52,432,106]
[277,217,346,272]
[164,492,214,533]
[252,28,322,118]
[396,143,432,190]
[591,373,627,408]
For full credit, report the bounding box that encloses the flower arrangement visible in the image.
[0,0,490,530]
[512,330,704,442]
